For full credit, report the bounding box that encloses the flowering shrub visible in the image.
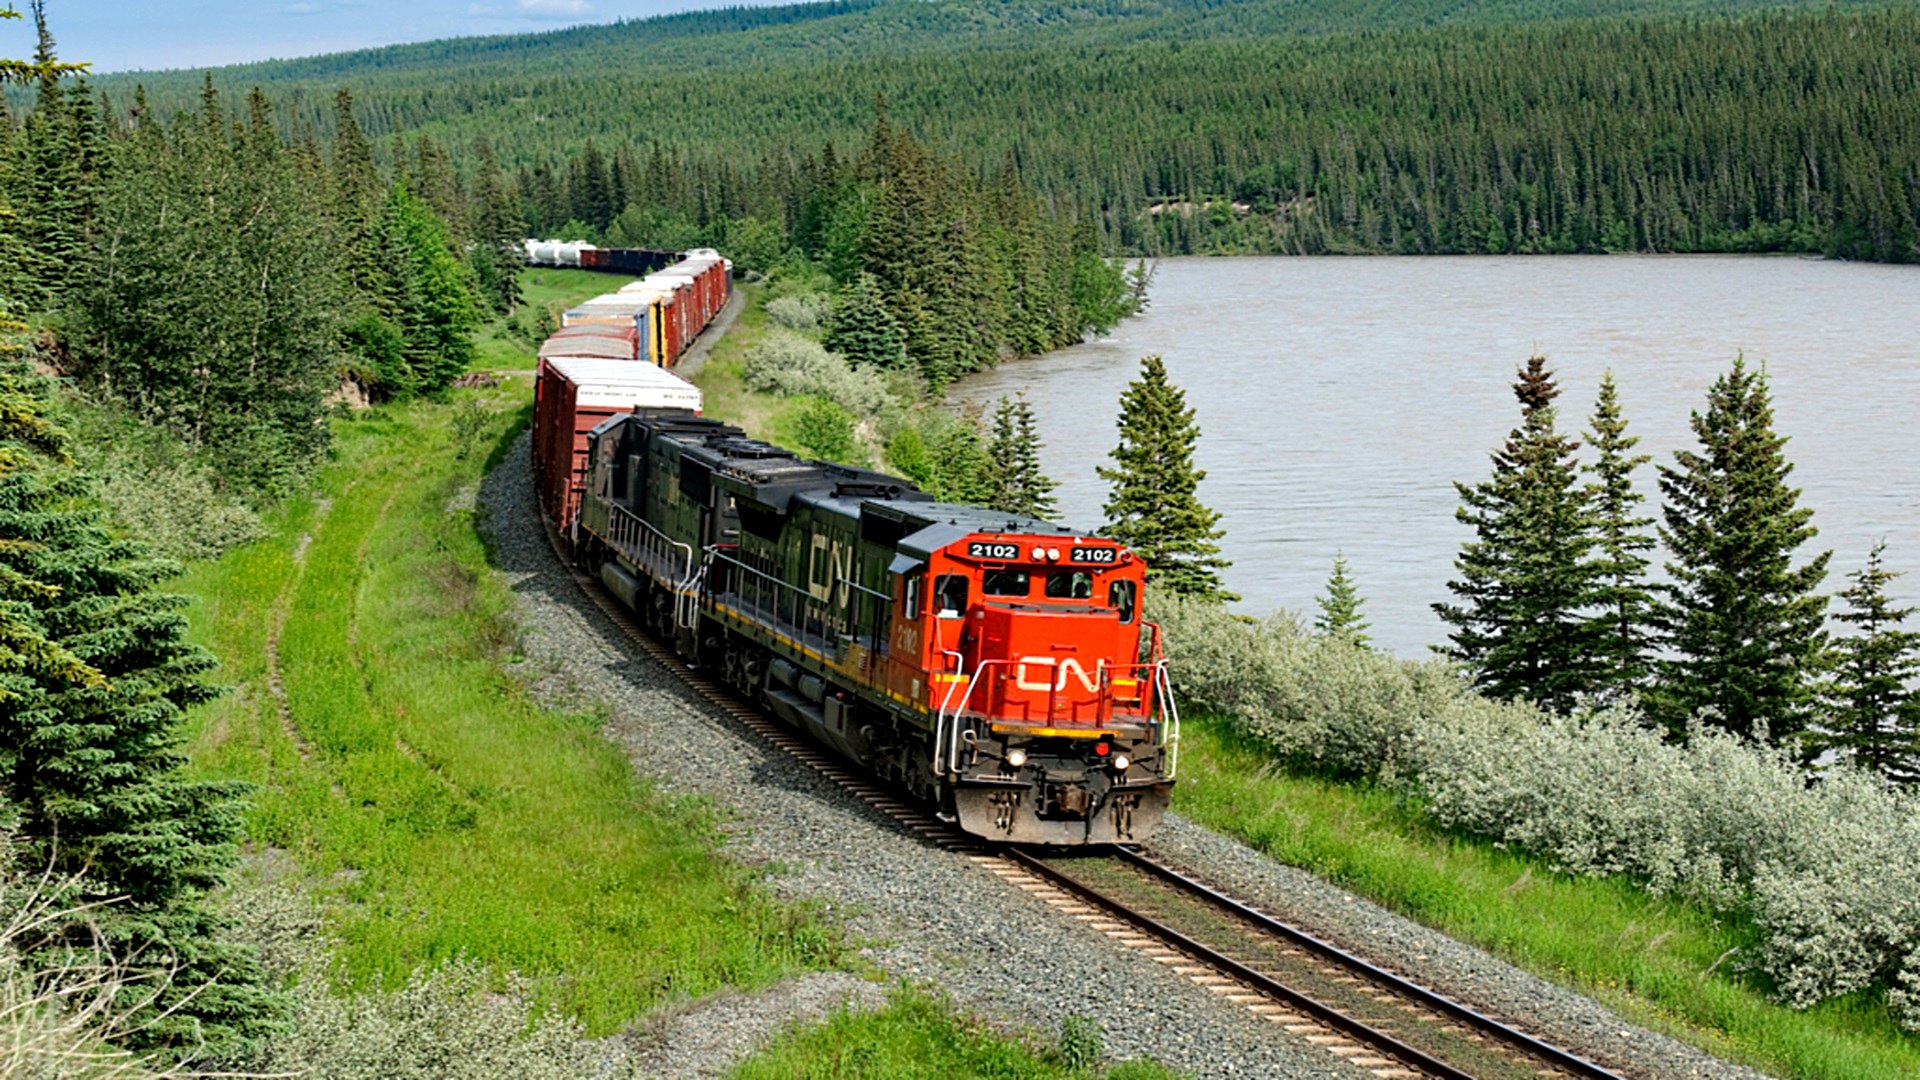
[741,329,894,417]
[764,293,831,334]
[1154,594,1920,1025]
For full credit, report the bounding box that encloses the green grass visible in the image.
[1172,712,1920,1080]
[729,987,1177,1080]
[179,384,831,1033]
[471,268,634,372]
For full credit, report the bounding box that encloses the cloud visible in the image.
[516,0,592,15]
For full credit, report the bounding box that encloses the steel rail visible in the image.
[1113,845,1629,1080]
[1003,847,1481,1080]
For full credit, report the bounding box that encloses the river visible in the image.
[951,255,1920,657]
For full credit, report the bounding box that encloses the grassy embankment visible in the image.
[178,380,833,1032]
[1172,714,1920,1080]
[180,268,1175,1076]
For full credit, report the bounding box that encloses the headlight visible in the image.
[1112,754,1131,772]
[1006,748,1028,768]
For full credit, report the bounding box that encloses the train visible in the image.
[528,250,1178,845]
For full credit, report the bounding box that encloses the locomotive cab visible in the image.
[898,522,1178,845]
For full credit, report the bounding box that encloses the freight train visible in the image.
[529,254,1178,845]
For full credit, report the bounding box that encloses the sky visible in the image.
[14,0,785,73]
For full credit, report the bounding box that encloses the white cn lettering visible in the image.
[1013,656,1102,694]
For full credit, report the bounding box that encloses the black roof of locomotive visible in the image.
[612,410,1100,550]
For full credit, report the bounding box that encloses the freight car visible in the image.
[524,243,733,368]
[562,409,1179,845]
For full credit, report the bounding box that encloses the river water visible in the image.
[952,255,1920,657]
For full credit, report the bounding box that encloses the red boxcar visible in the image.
[531,357,704,535]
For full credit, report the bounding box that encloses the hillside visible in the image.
[83,0,1920,259]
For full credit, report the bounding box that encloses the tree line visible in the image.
[1435,353,1920,784]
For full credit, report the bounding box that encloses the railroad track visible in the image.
[543,519,1632,1080]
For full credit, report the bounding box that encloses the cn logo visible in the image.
[1014,656,1102,694]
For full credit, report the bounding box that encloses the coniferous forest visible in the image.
[81,0,1920,263]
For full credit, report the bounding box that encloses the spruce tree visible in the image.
[823,272,906,370]
[1098,355,1234,601]
[1315,552,1371,647]
[468,134,525,316]
[0,365,275,1051]
[1816,542,1920,783]
[1650,355,1830,746]
[1433,356,1600,712]
[373,180,481,396]
[1582,372,1657,702]
[984,395,1058,520]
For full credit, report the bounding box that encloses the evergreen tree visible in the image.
[0,365,275,1051]
[9,1,91,303]
[372,179,482,396]
[984,395,1058,520]
[1582,372,1657,702]
[1650,355,1830,746]
[1816,542,1920,783]
[822,272,906,370]
[1433,356,1600,712]
[1314,552,1371,647]
[1097,355,1234,601]
[468,134,525,315]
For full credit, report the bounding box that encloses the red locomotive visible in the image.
[565,410,1178,845]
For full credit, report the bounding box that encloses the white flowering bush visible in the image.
[764,292,831,333]
[741,329,894,417]
[1154,594,1920,1025]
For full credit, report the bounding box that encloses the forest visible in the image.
[85,0,1920,262]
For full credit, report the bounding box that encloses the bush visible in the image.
[1154,593,1920,1025]
[221,873,638,1079]
[793,399,859,463]
[91,457,268,562]
[741,329,894,417]
[764,293,831,333]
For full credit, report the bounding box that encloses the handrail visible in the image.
[601,501,695,587]
[703,547,891,661]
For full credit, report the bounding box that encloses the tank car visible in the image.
[573,409,1178,845]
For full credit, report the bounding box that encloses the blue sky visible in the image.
[17,0,783,73]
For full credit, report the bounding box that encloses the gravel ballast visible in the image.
[479,435,1764,1080]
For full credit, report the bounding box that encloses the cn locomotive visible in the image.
[528,251,1177,844]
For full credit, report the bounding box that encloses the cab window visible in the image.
[934,574,969,616]
[1108,580,1137,624]
[983,569,1030,597]
[904,572,923,619]
[1045,571,1094,600]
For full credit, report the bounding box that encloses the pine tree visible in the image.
[372,179,481,396]
[0,364,276,1051]
[823,272,906,370]
[1315,552,1371,647]
[1816,542,1920,783]
[1582,372,1657,702]
[1650,355,1830,746]
[1433,356,1601,712]
[984,395,1058,520]
[1098,355,1234,601]
[468,134,525,315]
